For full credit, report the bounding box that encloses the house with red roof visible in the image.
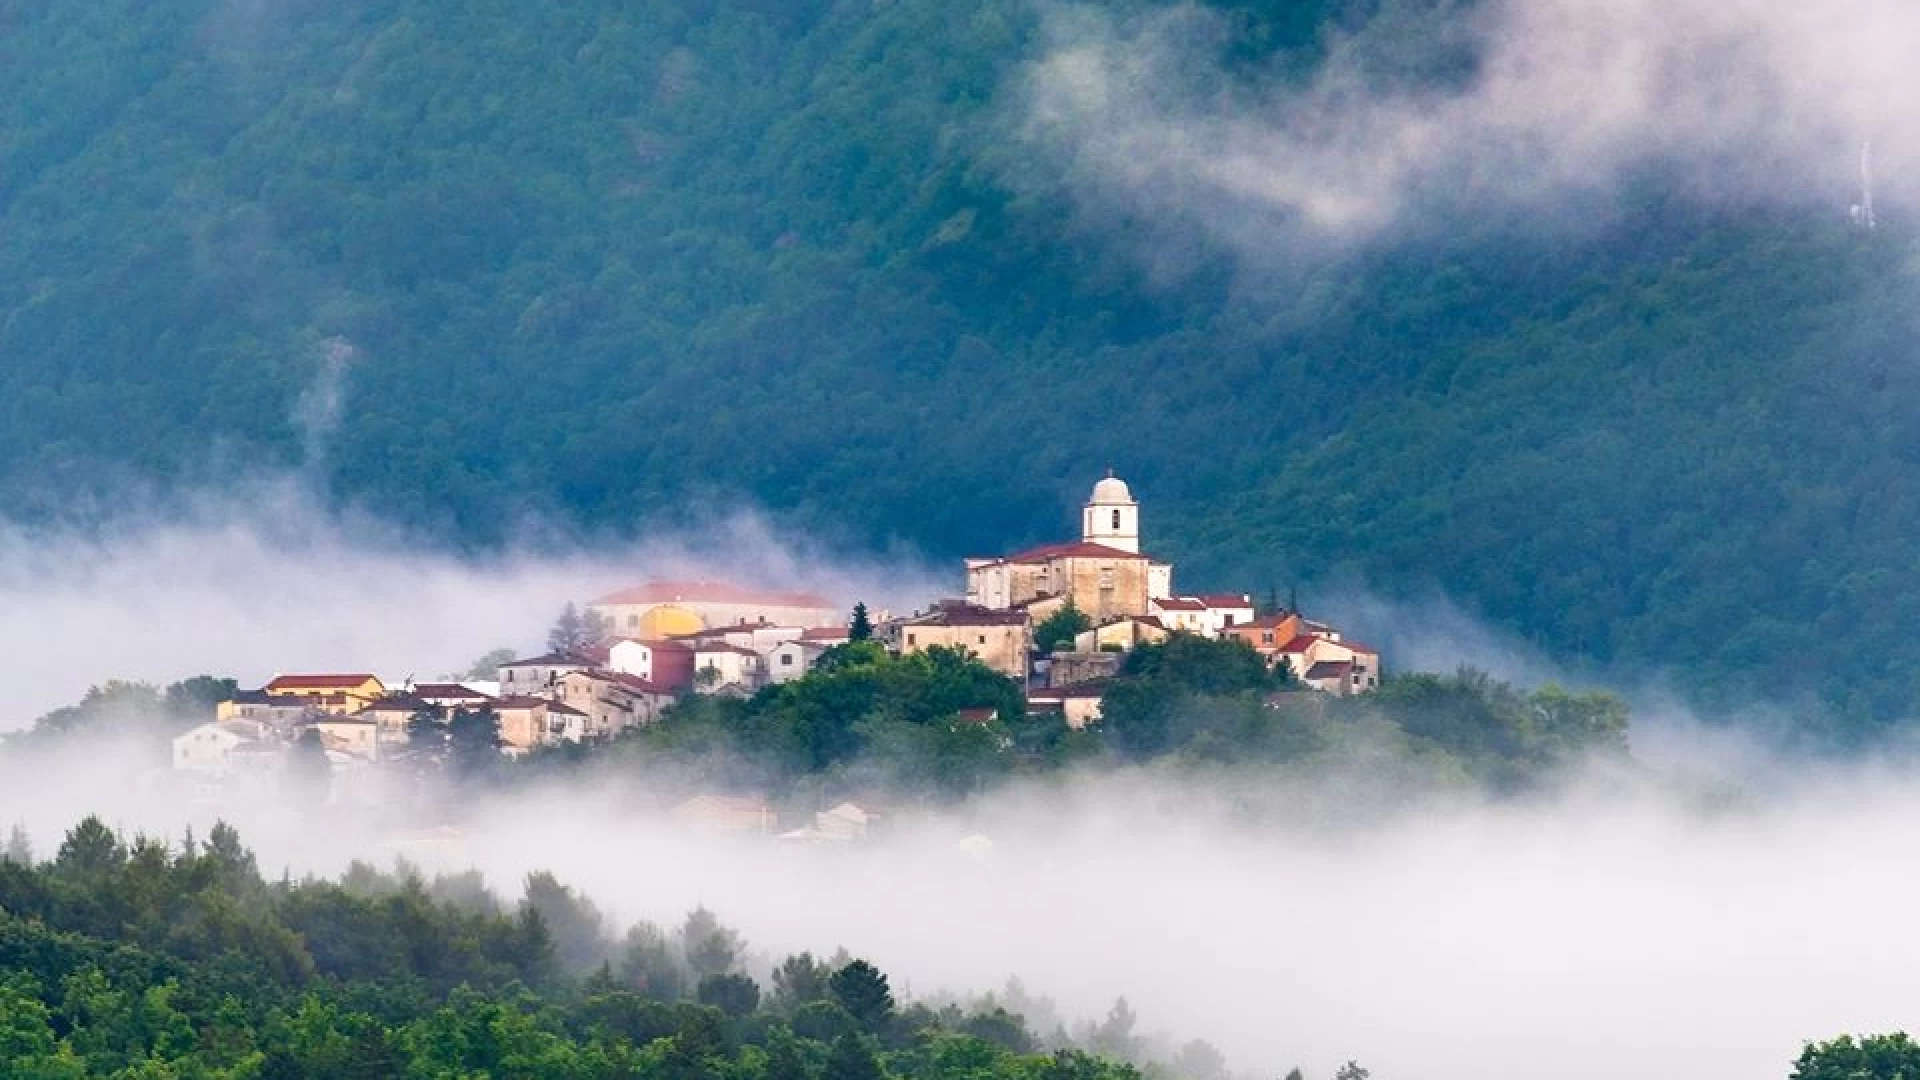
[261,673,386,715]
[884,602,1033,679]
[551,669,674,737]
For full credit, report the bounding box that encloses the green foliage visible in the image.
[1034,601,1093,655]
[1792,1033,1920,1079]
[581,642,1027,791]
[0,0,1909,741]
[0,817,1150,1080]
[5,676,237,754]
[830,960,896,1034]
[286,729,331,807]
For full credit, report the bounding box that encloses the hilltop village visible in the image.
[171,475,1381,804]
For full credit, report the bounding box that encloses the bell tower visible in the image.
[1081,470,1140,553]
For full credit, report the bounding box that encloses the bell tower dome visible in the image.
[1082,470,1140,553]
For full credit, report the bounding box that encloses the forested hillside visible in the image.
[2,0,1919,731]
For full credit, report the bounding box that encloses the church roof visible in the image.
[1000,540,1148,565]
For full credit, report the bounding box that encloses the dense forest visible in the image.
[2,0,1920,733]
[0,819,1175,1079]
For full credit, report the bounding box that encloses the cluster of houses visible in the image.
[171,474,1380,785]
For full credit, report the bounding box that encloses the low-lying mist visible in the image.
[0,488,1908,1080]
[6,730,1917,1080]
[0,478,942,729]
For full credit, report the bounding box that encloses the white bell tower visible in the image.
[1082,470,1140,553]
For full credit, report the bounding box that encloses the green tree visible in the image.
[696,973,761,1017]
[827,1033,887,1080]
[772,952,834,1012]
[447,707,502,778]
[680,907,741,980]
[286,729,331,807]
[462,648,517,681]
[522,871,607,974]
[3,825,30,865]
[549,603,604,655]
[850,603,875,642]
[1034,600,1093,655]
[830,960,895,1034]
[1792,1034,1920,1079]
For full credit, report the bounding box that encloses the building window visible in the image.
[781,654,793,666]
[978,635,987,645]
[1099,568,1115,588]
[907,633,916,646]
[628,614,638,628]
[1223,614,1235,627]
[1262,632,1274,644]
[1111,508,1122,530]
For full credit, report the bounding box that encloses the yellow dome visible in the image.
[638,604,704,641]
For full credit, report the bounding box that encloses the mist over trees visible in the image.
[0,816,1202,1079]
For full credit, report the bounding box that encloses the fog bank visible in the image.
[1022,0,1920,248]
[5,740,1916,1080]
[0,482,940,729]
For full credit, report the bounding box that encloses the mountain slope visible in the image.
[0,0,1917,731]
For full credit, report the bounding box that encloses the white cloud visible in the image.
[0,479,938,729]
[1021,0,1920,246]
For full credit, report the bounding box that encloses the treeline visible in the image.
[4,637,1634,799]
[0,818,1154,1079]
[527,636,1630,796]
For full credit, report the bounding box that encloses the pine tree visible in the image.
[850,603,874,641]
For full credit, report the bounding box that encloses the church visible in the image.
[964,473,1174,622]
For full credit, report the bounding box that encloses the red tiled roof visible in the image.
[1002,541,1148,564]
[597,671,675,695]
[1304,661,1354,680]
[693,643,761,657]
[594,580,836,609]
[1341,640,1379,655]
[266,674,379,691]
[1280,634,1321,653]
[411,682,496,702]
[557,668,672,694]
[1197,593,1254,609]
[360,694,431,713]
[1153,597,1206,611]
[801,627,851,641]
[906,604,1030,627]
[494,695,553,709]
[501,652,594,668]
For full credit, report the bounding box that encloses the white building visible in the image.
[171,720,282,776]
[765,639,828,684]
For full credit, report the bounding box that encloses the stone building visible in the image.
[965,473,1173,622]
[885,603,1033,680]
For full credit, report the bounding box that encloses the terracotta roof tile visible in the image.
[594,580,836,609]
